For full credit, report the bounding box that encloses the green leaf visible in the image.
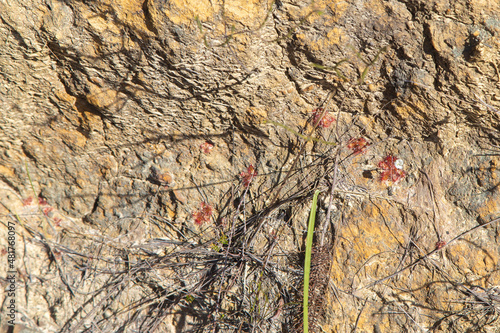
[303,190,321,333]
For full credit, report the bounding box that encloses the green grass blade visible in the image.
[303,190,321,333]
[357,46,387,84]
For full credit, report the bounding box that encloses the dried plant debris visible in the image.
[306,244,335,332]
[2,0,500,331]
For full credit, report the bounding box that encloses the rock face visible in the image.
[1,0,500,332]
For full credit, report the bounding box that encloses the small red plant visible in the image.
[435,240,446,250]
[193,202,214,225]
[53,217,62,227]
[38,197,48,206]
[53,249,62,260]
[347,137,370,155]
[240,165,257,187]
[22,196,34,206]
[312,108,335,128]
[378,155,405,183]
[42,206,54,216]
[200,141,214,154]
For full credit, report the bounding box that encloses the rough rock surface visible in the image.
[1,0,500,332]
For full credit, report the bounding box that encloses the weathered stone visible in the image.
[1,0,500,331]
